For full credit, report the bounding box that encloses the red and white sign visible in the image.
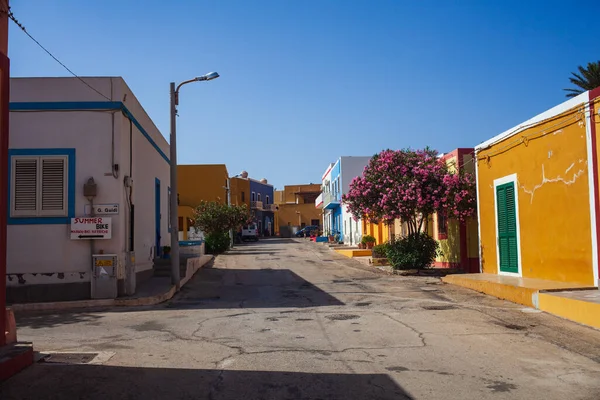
[71,217,112,240]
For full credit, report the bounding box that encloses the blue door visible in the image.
[155,178,161,257]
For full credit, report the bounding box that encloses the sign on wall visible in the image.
[84,203,119,216]
[71,217,112,240]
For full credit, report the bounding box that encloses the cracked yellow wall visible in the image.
[477,105,594,285]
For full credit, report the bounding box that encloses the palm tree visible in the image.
[564,61,600,98]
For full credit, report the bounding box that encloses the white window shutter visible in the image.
[12,157,38,216]
[39,156,67,216]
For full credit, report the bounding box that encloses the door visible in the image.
[496,181,519,274]
[155,178,161,257]
[348,219,353,245]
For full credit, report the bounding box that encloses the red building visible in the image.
[0,0,34,381]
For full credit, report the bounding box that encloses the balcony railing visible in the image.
[251,200,263,210]
[322,192,340,209]
[263,204,277,212]
[315,193,323,208]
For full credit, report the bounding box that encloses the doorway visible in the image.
[155,178,161,257]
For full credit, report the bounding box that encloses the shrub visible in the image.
[386,232,440,270]
[361,235,376,244]
[205,232,230,254]
[371,243,389,259]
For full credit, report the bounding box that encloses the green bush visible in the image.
[361,235,376,244]
[386,232,440,270]
[371,243,389,259]
[205,232,230,254]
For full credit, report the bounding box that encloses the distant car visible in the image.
[241,223,259,241]
[295,226,319,238]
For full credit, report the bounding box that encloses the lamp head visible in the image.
[197,72,220,81]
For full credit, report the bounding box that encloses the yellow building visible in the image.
[177,164,229,240]
[230,175,250,207]
[274,184,322,237]
[429,149,480,272]
[361,220,391,246]
[474,90,600,287]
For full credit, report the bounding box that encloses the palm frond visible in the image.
[565,61,600,97]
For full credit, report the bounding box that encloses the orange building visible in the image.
[274,184,321,236]
[177,164,229,240]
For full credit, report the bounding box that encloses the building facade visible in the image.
[177,164,229,241]
[316,156,371,245]
[249,177,275,236]
[430,148,479,272]
[231,171,274,236]
[475,89,600,287]
[274,184,321,237]
[6,77,171,303]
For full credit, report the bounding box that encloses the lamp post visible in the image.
[170,72,219,290]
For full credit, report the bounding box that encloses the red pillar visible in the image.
[0,0,9,347]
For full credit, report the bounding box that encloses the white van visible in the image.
[241,223,259,241]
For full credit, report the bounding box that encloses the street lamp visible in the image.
[170,72,220,290]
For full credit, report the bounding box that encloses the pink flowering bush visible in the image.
[342,147,476,235]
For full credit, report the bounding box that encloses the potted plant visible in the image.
[362,235,376,249]
[162,245,171,259]
[327,230,335,243]
[358,238,367,250]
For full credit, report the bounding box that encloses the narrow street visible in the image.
[2,239,600,399]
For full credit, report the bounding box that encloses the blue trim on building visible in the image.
[167,186,171,233]
[9,101,170,163]
[7,148,76,225]
[9,101,122,111]
[155,178,161,257]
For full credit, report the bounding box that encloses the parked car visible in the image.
[241,223,259,241]
[295,225,319,238]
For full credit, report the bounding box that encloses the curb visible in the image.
[10,255,214,313]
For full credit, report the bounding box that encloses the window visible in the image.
[437,212,448,239]
[9,149,75,223]
[251,192,256,201]
[265,195,269,205]
[311,219,320,227]
[242,191,245,202]
[178,217,184,232]
[257,193,261,201]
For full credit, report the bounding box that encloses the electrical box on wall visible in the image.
[91,254,118,299]
[84,177,97,198]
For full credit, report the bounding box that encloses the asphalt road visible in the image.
[2,238,600,400]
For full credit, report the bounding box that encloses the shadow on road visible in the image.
[0,363,413,400]
[164,267,345,310]
[15,311,104,329]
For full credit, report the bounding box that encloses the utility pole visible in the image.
[168,72,219,291]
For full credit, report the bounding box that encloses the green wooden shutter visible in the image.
[496,182,519,273]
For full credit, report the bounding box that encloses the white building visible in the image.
[315,156,371,246]
[6,77,171,303]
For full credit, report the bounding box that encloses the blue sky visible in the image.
[8,0,600,189]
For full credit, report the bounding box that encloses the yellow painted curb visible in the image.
[538,292,600,329]
[334,249,372,258]
[442,274,537,307]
